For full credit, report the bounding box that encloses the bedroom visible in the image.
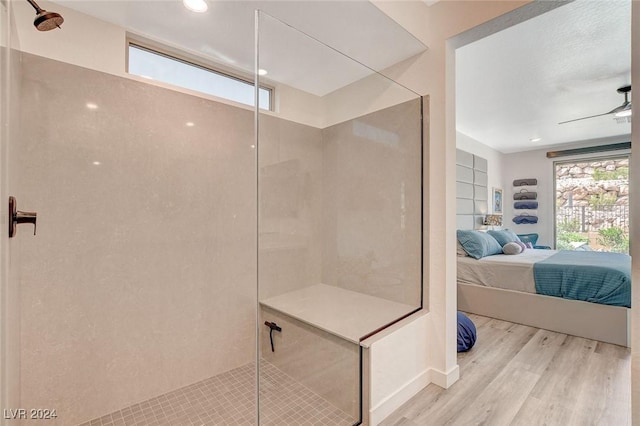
[448,0,633,423]
[456,2,631,346]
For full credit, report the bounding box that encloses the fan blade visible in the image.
[558,111,613,125]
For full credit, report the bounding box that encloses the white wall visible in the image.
[322,70,419,127]
[372,0,531,393]
[502,147,553,246]
[13,0,125,75]
[365,313,431,426]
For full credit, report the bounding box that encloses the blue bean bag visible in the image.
[457,312,477,352]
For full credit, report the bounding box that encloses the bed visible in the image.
[457,245,631,347]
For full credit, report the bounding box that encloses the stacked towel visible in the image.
[513,190,537,200]
[513,178,538,186]
[514,201,538,209]
[514,209,537,216]
[513,215,538,224]
[512,185,538,192]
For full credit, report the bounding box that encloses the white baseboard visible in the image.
[368,365,461,425]
[429,364,460,389]
[369,365,461,425]
[369,368,431,425]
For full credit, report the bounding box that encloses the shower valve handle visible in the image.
[8,196,37,238]
[16,211,37,235]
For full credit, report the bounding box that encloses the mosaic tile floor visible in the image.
[79,361,356,426]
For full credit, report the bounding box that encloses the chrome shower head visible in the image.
[26,0,64,31]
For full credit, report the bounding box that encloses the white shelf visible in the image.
[260,283,418,344]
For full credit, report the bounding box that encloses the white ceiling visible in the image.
[456,0,631,154]
[52,0,427,97]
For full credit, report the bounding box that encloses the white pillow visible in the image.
[502,242,523,255]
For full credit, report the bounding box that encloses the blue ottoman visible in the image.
[457,312,477,352]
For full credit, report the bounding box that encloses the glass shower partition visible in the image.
[256,11,424,424]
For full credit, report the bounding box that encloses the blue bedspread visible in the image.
[533,251,631,307]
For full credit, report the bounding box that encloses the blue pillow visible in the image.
[487,229,521,246]
[456,230,502,259]
[457,312,477,352]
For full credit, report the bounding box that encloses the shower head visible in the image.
[26,0,64,31]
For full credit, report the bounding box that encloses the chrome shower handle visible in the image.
[9,196,37,238]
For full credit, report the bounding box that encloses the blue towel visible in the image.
[457,312,477,352]
[513,215,538,224]
[514,201,538,209]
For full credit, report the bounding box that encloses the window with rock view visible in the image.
[555,156,629,253]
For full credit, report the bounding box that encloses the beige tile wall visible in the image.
[321,99,422,306]
[258,99,423,308]
[3,13,25,416]
[258,115,324,300]
[16,53,258,425]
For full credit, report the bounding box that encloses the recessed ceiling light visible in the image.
[186,122,195,127]
[92,161,101,166]
[86,102,98,110]
[530,137,542,142]
[258,69,268,76]
[183,0,208,13]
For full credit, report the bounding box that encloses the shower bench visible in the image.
[259,284,418,423]
[261,283,416,344]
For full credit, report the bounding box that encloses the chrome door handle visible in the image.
[9,196,37,238]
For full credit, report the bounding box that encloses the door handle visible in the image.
[9,196,37,238]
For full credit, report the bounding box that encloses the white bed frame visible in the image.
[458,282,630,347]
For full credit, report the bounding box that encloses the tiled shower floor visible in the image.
[79,360,356,426]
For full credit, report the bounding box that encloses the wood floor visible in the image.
[380,314,631,426]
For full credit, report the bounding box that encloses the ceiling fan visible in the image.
[558,85,632,124]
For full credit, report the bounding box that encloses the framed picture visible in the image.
[492,187,503,214]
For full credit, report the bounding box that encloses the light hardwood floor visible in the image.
[380,314,631,426]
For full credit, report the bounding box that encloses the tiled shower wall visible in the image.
[321,100,422,306]
[259,99,423,307]
[16,53,263,425]
[258,115,324,301]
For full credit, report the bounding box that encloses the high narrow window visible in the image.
[127,43,272,110]
[554,155,630,253]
